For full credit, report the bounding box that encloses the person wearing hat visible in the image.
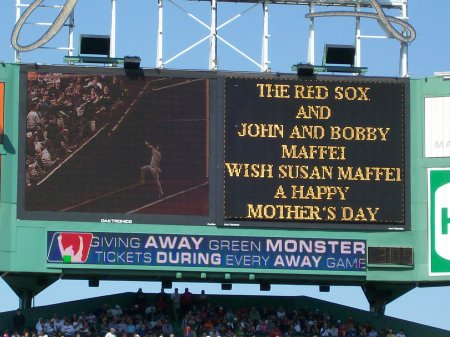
[105,328,116,337]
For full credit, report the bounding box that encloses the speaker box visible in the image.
[324,44,356,66]
[79,35,110,56]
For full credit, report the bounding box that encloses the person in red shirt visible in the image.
[180,288,193,315]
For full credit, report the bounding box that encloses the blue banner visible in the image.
[47,232,366,272]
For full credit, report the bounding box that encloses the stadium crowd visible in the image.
[6,288,407,337]
[25,73,135,186]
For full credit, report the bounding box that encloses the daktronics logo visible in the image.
[100,219,133,224]
[47,232,93,263]
[434,183,450,260]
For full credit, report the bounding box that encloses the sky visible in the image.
[1,0,450,332]
[1,0,450,77]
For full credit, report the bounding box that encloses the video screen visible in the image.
[19,71,209,224]
[224,77,409,230]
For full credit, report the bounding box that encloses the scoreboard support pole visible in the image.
[3,273,60,310]
[363,283,415,316]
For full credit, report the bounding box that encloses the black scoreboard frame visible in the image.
[17,66,410,231]
[220,75,410,231]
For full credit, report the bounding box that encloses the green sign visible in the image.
[429,168,450,275]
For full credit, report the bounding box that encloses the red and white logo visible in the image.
[48,232,93,263]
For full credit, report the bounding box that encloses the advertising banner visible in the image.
[47,231,366,272]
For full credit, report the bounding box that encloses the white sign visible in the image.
[425,97,450,158]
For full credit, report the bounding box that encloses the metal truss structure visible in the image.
[13,0,412,76]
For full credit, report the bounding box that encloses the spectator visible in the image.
[56,316,67,331]
[61,320,76,337]
[337,322,346,337]
[184,326,193,337]
[330,324,338,337]
[44,320,56,336]
[385,329,395,337]
[36,318,45,334]
[161,320,173,337]
[106,328,117,337]
[155,289,169,315]
[269,326,282,337]
[135,321,147,337]
[180,289,193,315]
[320,322,331,337]
[84,76,103,91]
[145,304,157,320]
[25,72,132,186]
[136,288,147,313]
[276,306,286,319]
[36,143,56,170]
[293,321,301,334]
[171,288,181,319]
[395,329,406,337]
[12,309,26,333]
[197,291,208,309]
[109,305,124,318]
[116,317,127,334]
[248,307,260,324]
[357,327,367,337]
[344,326,356,337]
[45,114,59,154]
[126,317,136,336]
[18,293,396,337]
[367,328,378,337]
[27,103,41,131]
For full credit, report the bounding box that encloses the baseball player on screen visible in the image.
[140,141,164,199]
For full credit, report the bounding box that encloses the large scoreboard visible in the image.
[18,68,408,232]
[0,64,448,292]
